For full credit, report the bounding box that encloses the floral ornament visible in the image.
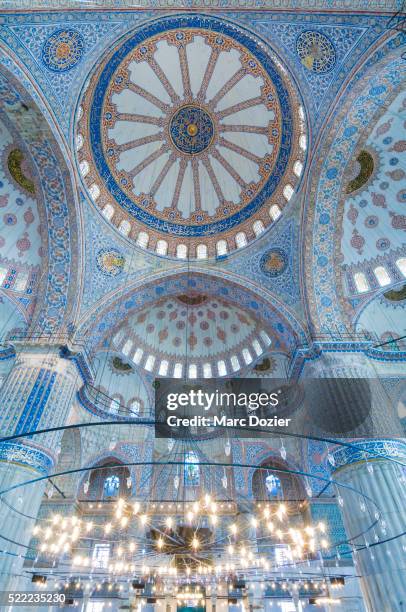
[42,29,85,72]
[296,30,336,73]
[96,248,125,276]
[260,248,288,277]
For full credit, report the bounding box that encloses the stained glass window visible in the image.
[104,475,120,498]
[265,473,281,497]
[184,451,200,486]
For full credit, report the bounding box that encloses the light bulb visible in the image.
[174,475,180,490]
[280,444,287,460]
[191,537,199,549]
[126,477,132,489]
[224,440,231,456]
[327,453,335,466]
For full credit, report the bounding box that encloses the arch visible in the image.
[78,456,131,501]
[303,39,405,333]
[0,65,81,335]
[252,456,306,502]
[73,270,307,355]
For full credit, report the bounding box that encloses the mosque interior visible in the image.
[0,1,405,611]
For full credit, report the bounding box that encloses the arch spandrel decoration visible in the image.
[303,37,406,334]
[0,66,81,336]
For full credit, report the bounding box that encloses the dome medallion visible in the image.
[170,105,215,154]
[77,15,306,258]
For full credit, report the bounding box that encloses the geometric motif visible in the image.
[260,248,288,277]
[96,248,125,277]
[170,105,214,155]
[296,31,336,74]
[41,29,85,72]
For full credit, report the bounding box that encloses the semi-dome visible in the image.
[111,293,274,378]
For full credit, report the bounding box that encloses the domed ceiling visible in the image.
[0,116,44,331]
[77,15,306,258]
[111,293,275,378]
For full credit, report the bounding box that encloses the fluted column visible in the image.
[332,440,406,612]
[301,350,406,612]
[0,344,82,590]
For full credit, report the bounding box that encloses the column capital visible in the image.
[5,341,94,384]
[331,439,406,472]
[0,442,54,475]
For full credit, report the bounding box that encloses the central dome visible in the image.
[77,15,306,257]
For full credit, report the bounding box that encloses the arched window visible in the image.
[203,363,212,378]
[242,348,253,365]
[176,244,188,259]
[76,134,84,151]
[374,266,391,287]
[0,266,8,285]
[159,360,169,376]
[230,355,240,372]
[133,348,143,365]
[188,364,197,379]
[217,360,227,376]
[253,220,265,236]
[122,340,132,356]
[265,473,282,497]
[354,272,369,293]
[14,272,29,292]
[260,330,272,346]
[129,400,141,416]
[173,363,183,378]
[156,240,168,256]
[184,451,200,486]
[89,183,100,201]
[269,204,281,221]
[293,160,303,177]
[196,244,208,259]
[118,220,131,236]
[113,329,125,345]
[79,160,89,177]
[299,134,307,151]
[136,232,149,248]
[283,184,294,201]
[216,240,228,256]
[110,398,120,414]
[102,204,114,220]
[396,258,406,277]
[252,339,262,356]
[235,232,247,249]
[144,354,155,372]
[103,475,120,498]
